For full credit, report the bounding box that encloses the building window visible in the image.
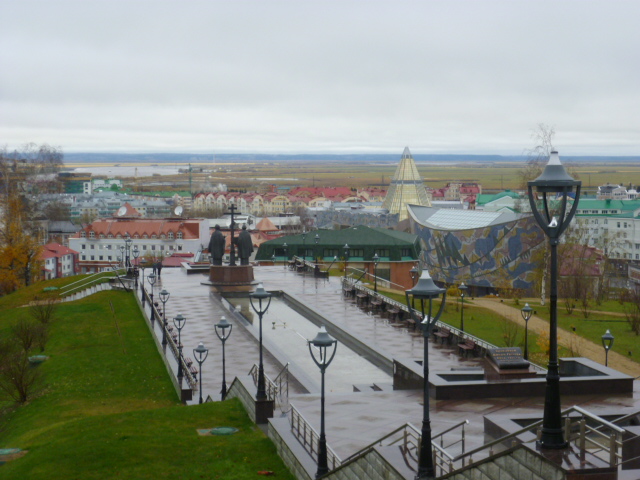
[91,255,95,260]
[82,244,86,250]
[151,245,156,250]
[375,249,390,257]
[99,256,103,260]
[99,234,105,239]
[89,231,95,239]
[401,248,412,257]
[90,244,95,249]
[323,248,339,258]
[349,249,364,258]
[168,232,174,239]
[177,232,183,239]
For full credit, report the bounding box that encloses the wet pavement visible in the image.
[145,265,640,463]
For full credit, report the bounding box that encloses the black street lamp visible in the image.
[459,283,467,333]
[124,235,133,276]
[119,245,125,269]
[405,270,446,480]
[301,230,307,262]
[250,283,272,401]
[159,289,170,346]
[147,273,156,322]
[527,150,581,450]
[308,326,338,479]
[215,316,233,400]
[343,244,349,278]
[373,253,380,293]
[132,246,140,288]
[139,261,146,303]
[410,263,420,285]
[173,313,186,381]
[521,303,533,360]
[602,330,614,367]
[315,233,320,266]
[283,243,288,270]
[193,342,209,404]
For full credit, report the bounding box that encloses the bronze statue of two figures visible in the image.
[208,224,253,266]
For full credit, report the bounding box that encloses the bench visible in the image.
[356,292,369,306]
[386,306,401,322]
[189,364,198,380]
[185,357,193,367]
[369,297,383,314]
[433,327,451,344]
[458,339,477,357]
[343,286,356,299]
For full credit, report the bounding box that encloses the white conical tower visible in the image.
[382,147,431,221]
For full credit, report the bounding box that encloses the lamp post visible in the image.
[308,326,338,479]
[124,235,132,276]
[132,246,140,288]
[301,230,307,262]
[250,283,272,401]
[215,316,233,400]
[410,262,420,286]
[315,233,320,266]
[119,245,125,269]
[193,342,209,404]
[459,283,467,333]
[159,289,170,346]
[521,303,533,360]
[173,313,186,381]
[405,270,446,480]
[527,150,581,450]
[373,253,380,293]
[139,263,146,303]
[147,273,156,322]
[602,330,614,367]
[283,243,288,270]
[343,244,349,278]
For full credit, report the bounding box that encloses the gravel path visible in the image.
[471,297,640,378]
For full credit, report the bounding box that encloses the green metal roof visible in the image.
[476,190,520,205]
[255,225,420,261]
[576,199,640,211]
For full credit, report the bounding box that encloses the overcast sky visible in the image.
[1,1,639,155]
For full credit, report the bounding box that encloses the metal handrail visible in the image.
[444,405,626,472]
[248,364,279,401]
[290,404,341,471]
[343,278,547,373]
[340,422,421,465]
[59,269,123,292]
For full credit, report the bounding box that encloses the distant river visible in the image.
[72,165,183,177]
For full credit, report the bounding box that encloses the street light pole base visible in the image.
[254,398,274,425]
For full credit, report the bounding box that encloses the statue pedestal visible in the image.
[203,265,257,292]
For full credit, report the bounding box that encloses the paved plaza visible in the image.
[150,265,640,466]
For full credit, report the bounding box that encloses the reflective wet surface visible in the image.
[148,266,640,464]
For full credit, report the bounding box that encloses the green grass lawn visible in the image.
[0,289,295,479]
[503,299,640,361]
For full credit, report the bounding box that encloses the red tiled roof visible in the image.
[39,243,78,260]
[73,218,203,239]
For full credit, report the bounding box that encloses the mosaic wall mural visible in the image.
[410,216,545,291]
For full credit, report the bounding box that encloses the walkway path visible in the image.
[471,298,640,377]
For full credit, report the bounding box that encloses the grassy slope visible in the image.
[0,289,294,480]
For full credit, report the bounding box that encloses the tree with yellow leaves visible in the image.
[0,193,42,294]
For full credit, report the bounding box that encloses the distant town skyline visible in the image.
[1,1,639,156]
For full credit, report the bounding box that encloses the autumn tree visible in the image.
[0,193,43,294]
